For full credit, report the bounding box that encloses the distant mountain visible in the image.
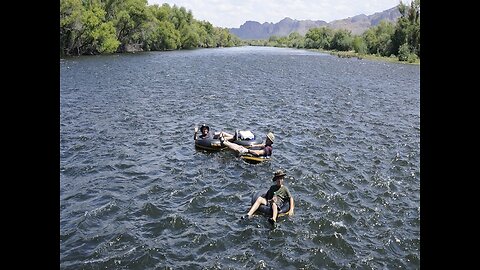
[328,6,401,35]
[229,6,401,40]
[229,18,327,40]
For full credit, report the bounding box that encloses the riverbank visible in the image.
[316,49,420,65]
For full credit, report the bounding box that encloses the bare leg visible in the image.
[219,131,235,141]
[271,203,278,222]
[247,196,268,217]
[223,140,248,154]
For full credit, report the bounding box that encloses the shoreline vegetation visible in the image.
[320,49,420,65]
[61,0,419,64]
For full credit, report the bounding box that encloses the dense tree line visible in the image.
[247,0,420,63]
[60,0,419,62]
[60,0,242,56]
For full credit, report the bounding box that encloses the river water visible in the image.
[60,46,420,269]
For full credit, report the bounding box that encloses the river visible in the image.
[60,46,420,269]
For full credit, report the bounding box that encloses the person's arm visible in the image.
[247,148,264,156]
[288,196,294,216]
[249,142,265,148]
[194,126,198,140]
[248,144,272,156]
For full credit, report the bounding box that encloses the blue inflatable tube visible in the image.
[194,138,224,151]
[195,132,263,151]
[251,190,291,217]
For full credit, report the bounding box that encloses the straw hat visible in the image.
[266,132,275,143]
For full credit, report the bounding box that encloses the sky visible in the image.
[147,0,413,28]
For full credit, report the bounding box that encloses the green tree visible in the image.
[287,32,305,48]
[198,21,215,47]
[304,27,333,49]
[376,20,395,56]
[61,0,242,55]
[331,29,353,51]
[214,27,240,47]
[362,20,394,56]
[214,27,230,47]
[112,0,149,51]
[397,43,410,61]
[180,25,200,49]
[145,20,180,50]
[91,21,120,53]
[60,0,119,55]
[60,0,84,55]
[352,36,367,54]
[407,0,420,57]
[392,0,420,58]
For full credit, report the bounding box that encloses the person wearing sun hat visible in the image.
[194,124,237,141]
[242,169,295,227]
[194,124,221,140]
[220,131,275,157]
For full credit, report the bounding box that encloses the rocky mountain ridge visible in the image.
[229,6,401,40]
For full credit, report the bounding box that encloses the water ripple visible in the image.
[61,47,419,269]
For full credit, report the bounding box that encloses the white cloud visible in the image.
[148,0,412,28]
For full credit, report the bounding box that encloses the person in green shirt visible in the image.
[242,169,295,227]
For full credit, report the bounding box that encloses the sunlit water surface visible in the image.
[60,46,420,269]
